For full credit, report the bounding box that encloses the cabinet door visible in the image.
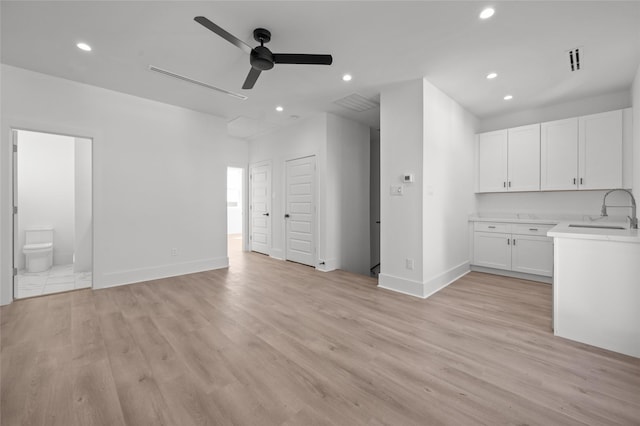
[477,130,508,193]
[541,118,578,191]
[508,124,540,191]
[473,232,511,270]
[578,110,622,190]
[511,235,553,277]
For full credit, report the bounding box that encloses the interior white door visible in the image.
[249,162,271,255]
[12,130,19,297]
[285,156,316,267]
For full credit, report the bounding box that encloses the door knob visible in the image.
[263,212,269,216]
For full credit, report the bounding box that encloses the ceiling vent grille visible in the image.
[567,48,582,72]
[148,65,247,100]
[333,93,380,112]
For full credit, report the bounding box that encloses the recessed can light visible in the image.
[486,72,498,79]
[504,95,513,100]
[479,8,495,19]
[76,42,92,51]
[276,106,284,112]
[342,74,352,82]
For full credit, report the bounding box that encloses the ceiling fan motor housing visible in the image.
[251,46,275,70]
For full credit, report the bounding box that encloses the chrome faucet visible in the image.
[601,188,638,229]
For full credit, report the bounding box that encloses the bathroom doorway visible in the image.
[227,167,244,261]
[12,129,93,299]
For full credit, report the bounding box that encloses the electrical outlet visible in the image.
[171,248,178,256]
[405,258,414,270]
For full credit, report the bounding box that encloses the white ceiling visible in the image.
[2,1,640,138]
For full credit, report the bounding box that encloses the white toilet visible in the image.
[23,228,54,273]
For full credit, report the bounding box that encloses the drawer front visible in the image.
[474,222,511,233]
[511,223,555,236]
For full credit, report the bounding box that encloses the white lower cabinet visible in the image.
[472,222,554,278]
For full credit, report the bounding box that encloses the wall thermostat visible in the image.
[403,174,414,183]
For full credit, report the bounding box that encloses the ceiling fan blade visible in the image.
[194,16,252,55]
[273,54,333,65]
[242,68,262,89]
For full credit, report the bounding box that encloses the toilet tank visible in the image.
[25,227,54,245]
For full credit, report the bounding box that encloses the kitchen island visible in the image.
[548,222,640,358]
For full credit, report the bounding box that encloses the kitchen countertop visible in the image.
[547,221,640,243]
[469,215,560,225]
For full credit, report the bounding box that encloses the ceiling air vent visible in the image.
[333,93,380,112]
[567,48,582,72]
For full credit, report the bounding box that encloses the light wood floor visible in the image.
[2,238,639,425]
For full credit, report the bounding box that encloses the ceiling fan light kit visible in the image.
[194,16,333,90]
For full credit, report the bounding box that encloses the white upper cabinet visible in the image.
[540,111,623,191]
[477,125,540,193]
[508,124,540,191]
[578,110,622,190]
[477,130,508,192]
[541,117,579,190]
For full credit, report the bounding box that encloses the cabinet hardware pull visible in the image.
[488,226,496,229]
[529,228,538,231]
[513,239,516,245]
[507,238,510,245]
[508,181,511,187]
[503,182,506,188]
[573,178,577,185]
[580,177,583,185]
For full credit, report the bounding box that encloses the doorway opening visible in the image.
[227,167,244,260]
[13,129,93,299]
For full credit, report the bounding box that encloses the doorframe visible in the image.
[284,155,318,267]
[248,160,272,256]
[226,164,249,252]
[10,125,95,301]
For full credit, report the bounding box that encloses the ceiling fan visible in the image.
[194,16,333,89]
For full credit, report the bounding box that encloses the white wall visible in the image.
[632,64,640,201]
[17,131,75,268]
[74,137,92,272]
[249,114,326,262]
[327,114,370,276]
[248,113,370,275]
[379,79,425,296]
[0,65,248,305]
[227,167,243,235]
[422,79,477,296]
[479,90,631,133]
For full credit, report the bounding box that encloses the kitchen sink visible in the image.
[568,224,627,230]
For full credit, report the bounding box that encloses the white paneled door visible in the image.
[250,162,271,255]
[285,156,316,267]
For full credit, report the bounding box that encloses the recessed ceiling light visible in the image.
[504,95,513,100]
[479,8,495,19]
[76,42,92,52]
[276,106,284,112]
[486,72,498,79]
[342,74,352,82]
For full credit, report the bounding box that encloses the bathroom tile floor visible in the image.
[15,264,91,299]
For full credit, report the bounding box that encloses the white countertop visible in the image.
[548,221,640,243]
[469,214,561,225]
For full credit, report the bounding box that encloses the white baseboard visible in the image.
[96,257,228,289]
[378,273,426,298]
[470,266,552,284]
[423,261,470,298]
[379,262,471,299]
[316,257,338,272]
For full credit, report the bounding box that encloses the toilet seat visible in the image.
[23,242,53,253]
